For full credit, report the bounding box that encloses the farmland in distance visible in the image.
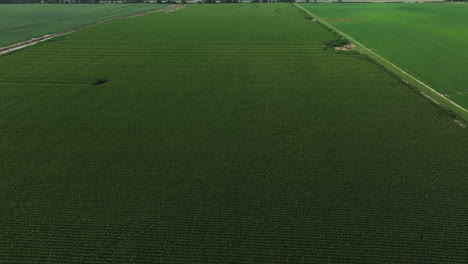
[1,3,468,263]
[0,4,168,47]
[301,3,468,113]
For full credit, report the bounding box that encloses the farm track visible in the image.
[0,4,185,56]
[163,4,186,13]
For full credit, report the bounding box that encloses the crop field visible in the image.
[0,4,168,47]
[301,3,468,115]
[1,3,468,263]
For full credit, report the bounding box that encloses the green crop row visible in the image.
[0,3,467,263]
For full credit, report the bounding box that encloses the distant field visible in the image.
[0,4,168,47]
[301,3,468,114]
[1,3,467,263]
[298,0,444,2]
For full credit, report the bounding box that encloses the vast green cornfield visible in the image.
[301,3,468,113]
[1,4,467,263]
[0,4,168,47]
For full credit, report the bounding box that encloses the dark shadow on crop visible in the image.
[92,79,110,86]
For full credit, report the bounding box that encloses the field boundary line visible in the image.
[295,3,468,117]
[0,5,186,56]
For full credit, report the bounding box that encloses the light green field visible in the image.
[1,4,467,263]
[301,3,468,116]
[0,4,168,47]
[308,0,444,2]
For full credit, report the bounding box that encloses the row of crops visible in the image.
[0,3,467,263]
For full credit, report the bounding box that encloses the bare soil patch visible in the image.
[455,119,466,128]
[164,4,186,13]
[335,43,355,51]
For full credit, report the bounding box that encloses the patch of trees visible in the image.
[250,0,294,2]
[0,0,97,3]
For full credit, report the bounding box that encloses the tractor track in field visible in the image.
[0,4,186,56]
[163,4,186,13]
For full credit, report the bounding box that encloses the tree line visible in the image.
[0,0,295,3]
[1,0,465,2]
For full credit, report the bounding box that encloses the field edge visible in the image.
[0,4,180,55]
[295,3,468,123]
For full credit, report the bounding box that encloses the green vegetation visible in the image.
[1,4,467,263]
[0,4,168,47]
[301,3,468,115]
